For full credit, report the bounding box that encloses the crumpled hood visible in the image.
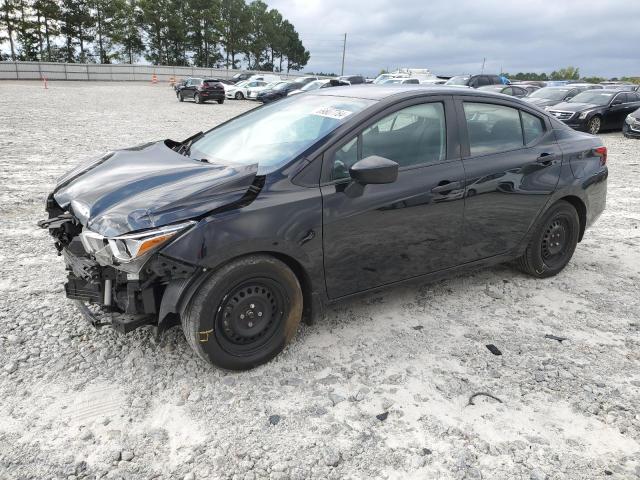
[53,140,258,237]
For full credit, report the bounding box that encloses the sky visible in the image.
[267,0,640,79]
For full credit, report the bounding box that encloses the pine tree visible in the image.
[1,0,19,60]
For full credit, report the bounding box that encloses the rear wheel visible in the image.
[587,116,601,135]
[182,255,303,370]
[515,200,580,278]
[179,92,184,102]
[217,98,225,104]
[194,93,202,104]
[235,91,244,100]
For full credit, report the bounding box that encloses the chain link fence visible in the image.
[0,61,308,82]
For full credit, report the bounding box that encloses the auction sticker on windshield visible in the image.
[312,106,354,120]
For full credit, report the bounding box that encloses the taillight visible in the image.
[594,146,607,166]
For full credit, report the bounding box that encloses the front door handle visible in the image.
[431,181,462,193]
[536,153,554,165]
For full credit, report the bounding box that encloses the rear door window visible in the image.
[463,102,524,156]
[521,111,545,144]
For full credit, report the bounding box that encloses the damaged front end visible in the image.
[38,138,262,335]
[39,197,198,333]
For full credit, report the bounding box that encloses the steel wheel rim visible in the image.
[541,216,571,267]
[214,278,286,356]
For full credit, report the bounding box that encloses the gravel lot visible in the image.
[1,81,639,480]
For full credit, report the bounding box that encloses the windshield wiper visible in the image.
[178,131,204,157]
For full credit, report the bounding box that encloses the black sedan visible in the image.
[256,81,304,103]
[39,86,608,370]
[548,90,640,134]
[478,85,529,98]
[524,86,587,109]
[623,107,640,138]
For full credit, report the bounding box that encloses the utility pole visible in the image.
[481,57,486,74]
[341,33,347,76]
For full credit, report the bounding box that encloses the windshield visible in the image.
[373,74,395,84]
[273,82,292,91]
[568,91,615,105]
[301,80,325,91]
[189,95,375,174]
[234,81,249,88]
[530,88,570,100]
[445,75,470,86]
[383,78,404,84]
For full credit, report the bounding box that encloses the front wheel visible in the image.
[182,255,303,370]
[178,92,184,102]
[587,116,601,135]
[235,91,243,100]
[515,200,580,278]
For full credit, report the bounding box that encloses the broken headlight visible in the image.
[80,221,195,272]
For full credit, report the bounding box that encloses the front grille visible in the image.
[548,110,574,121]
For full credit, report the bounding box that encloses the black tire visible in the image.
[182,255,303,370]
[179,92,184,102]
[515,200,580,278]
[235,91,243,100]
[194,93,202,104]
[217,98,225,104]
[587,115,601,135]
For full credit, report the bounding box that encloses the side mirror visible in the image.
[349,156,399,184]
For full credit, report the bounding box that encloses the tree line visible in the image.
[0,0,310,72]
[502,66,640,85]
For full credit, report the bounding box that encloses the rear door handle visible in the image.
[431,181,462,193]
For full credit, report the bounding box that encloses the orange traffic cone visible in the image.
[169,75,175,86]
[151,73,158,84]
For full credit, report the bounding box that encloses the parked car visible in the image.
[288,79,350,96]
[524,86,588,109]
[256,81,304,103]
[608,84,638,91]
[174,78,189,94]
[39,86,608,370]
[623,107,640,138]
[338,75,365,85]
[245,74,281,84]
[445,74,506,88]
[381,78,420,85]
[177,78,225,104]
[510,83,542,95]
[547,90,640,134]
[231,72,252,83]
[478,85,529,98]
[247,81,286,100]
[226,80,268,100]
[295,76,320,86]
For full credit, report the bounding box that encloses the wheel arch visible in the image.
[158,250,319,336]
[557,195,587,241]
